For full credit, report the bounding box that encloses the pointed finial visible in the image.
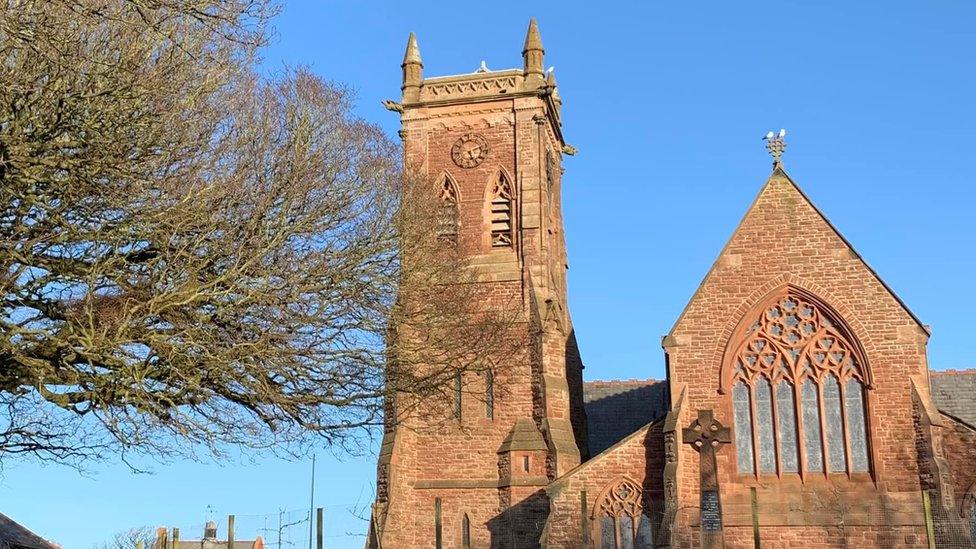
[523,18,544,54]
[402,32,422,66]
[476,60,490,73]
[763,128,787,167]
[522,18,545,86]
[401,32,423,102]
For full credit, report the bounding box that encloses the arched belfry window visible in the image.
[437,175,460,244]
[725,289,871,477]
[489,172,514,248]
[593,477,654,549]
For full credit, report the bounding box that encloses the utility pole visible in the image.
[308,454,316,549]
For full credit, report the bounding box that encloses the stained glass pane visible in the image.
[601,515,616,549]
[969,505,976,549]
[755,377,777,474]
[824,375,847,473]
[619,515,634,549]
[846,378,869,473]
[636,514,653,549]
[733,382,755,474]
[776,380,799,473]
[801,379,824,473]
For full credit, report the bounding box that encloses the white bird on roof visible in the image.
[779,128,787,138]
[764,130,774,140]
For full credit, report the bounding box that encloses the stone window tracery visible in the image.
[489,173,514,248]
[593,477,653,549]
[727,290,871,477]
[437,176,460,245]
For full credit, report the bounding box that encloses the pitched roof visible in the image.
[931,369,976,427]
[0,513,59,549]
[667,165,928,340]
[583,380,668,456]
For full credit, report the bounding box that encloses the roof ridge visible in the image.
[583,378,661,386]
[931,368,976,376]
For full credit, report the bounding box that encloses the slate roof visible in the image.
[582,371,976,458]
[0,513,59,549]
[931,369,976,427]
[582,380,668,456]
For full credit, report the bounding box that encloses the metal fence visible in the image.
[664,492,975,549]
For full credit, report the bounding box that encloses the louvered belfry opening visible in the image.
[490,173,514,248]
[437,177,460,244]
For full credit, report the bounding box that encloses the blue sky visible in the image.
[3,1,975,547]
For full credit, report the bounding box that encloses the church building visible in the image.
[368,19,976,548]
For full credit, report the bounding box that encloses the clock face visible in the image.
[451,133,489,168]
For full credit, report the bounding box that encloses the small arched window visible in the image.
[489,172,514,248]
[437,176,460,245]
[593,477,654,549]
[453,372,462,421]
[484,369,494,420]
[461,513,471,549]
[728,290,871,477]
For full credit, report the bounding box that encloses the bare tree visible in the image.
[0,1,515,468]
[91,526,155,549]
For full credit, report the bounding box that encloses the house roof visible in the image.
[931,369,976,427]
[582,380,668,455]
[0,513,59,549]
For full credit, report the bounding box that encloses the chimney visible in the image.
[204,520,218,541]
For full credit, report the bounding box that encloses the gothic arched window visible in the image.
[461,513,471,549]
[726,289,871,478]
[437,175,460,245]
[593,477,654,549]
[489,172,514,248]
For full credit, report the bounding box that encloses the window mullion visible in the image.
[839,374,854,478]
[771,377,783,478]
[817,379,830,479]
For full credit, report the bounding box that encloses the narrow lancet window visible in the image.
[845,378,869,473]
[755,377,777,474]
[733,381,755,474]
[485,369,494,420]
[462,514,471,549]
[453,373,462,420]
[437,177,460,244]
[801,378,824,473]
[489,173,514,248]
[776,380,799,473]
[823,375,847,473]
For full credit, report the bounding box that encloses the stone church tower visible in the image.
[369,20,589,548]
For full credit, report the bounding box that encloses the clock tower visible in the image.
[369,19,588,549]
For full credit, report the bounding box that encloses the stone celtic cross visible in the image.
[683,409,732,548]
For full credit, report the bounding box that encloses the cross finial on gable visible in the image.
[763,128,787,167]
